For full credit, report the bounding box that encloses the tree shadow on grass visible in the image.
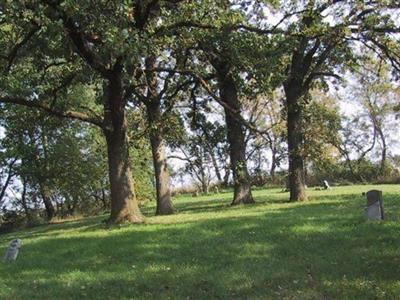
[1,195,400,299]
[0,216,107,244]
[2,189,398,241]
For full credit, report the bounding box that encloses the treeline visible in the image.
[0,1,399,227]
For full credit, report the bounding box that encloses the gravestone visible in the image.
[3,239,22,262]
[323,180,331,190]
[365,190,384,220]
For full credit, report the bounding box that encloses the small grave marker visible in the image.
[3,239,22,262]
[365,190,384,220]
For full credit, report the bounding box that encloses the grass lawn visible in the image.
[0,184,399,299]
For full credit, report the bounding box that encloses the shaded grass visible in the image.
[0,184,399,299]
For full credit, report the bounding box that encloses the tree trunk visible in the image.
[285,87,307,201]
[223,163,230,187]
[376,126,387,174]
[201,174,209,194]
[20,176,33,226]
[39,184,56,220]
[32,128,56,220]
[209,149,222,182]
[146,101,174,215]
[144,56,173,215]
[101,188,108,210]
[0,159,16,207]
[103,74,144,224]
[217,72,254,205]
[270,149,277,183]
[71,196,79,215]
[198,150,209,194]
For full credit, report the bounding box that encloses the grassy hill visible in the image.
[1,185,399,299]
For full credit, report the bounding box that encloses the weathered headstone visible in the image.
[3,239,22,262]
[365,190,384,220]
[323,180,331,190]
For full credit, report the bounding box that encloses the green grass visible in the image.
[1,184,400,299]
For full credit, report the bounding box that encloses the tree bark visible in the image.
[198,149,209,194]
[209,149,222,182]
[270,150,277,183]
[201,173,209,194]
[285,87,307,201]
[27,127,56,221]
[0,159,16,207]
[146,101,174,215]
[223,165,230,187]
[144,56,174,215]
[38,129,57,220]
[216,71,254,205]
[39,184,56,220]
[101,188,109,211]
[20,176,33,226]
[103,74,144,224]
[376,126,387,174]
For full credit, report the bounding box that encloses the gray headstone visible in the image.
[365,190,384,220]
[3,239,22,262]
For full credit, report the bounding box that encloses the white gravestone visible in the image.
[3,239,22,262]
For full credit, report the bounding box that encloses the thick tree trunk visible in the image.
[146,102,174,215]
[217,72,254,205]
[144,56,173,215]
[104,74,144,224]
[285,88,307,201]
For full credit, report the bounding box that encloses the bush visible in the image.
[0,209,25,233]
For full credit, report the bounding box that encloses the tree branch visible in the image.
[146,67,275,137]
[0,96,103,127]
[42,0,112,78]
[0,158,17,207]
[3,24,40,75]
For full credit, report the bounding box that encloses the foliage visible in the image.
[0,104,155,220]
